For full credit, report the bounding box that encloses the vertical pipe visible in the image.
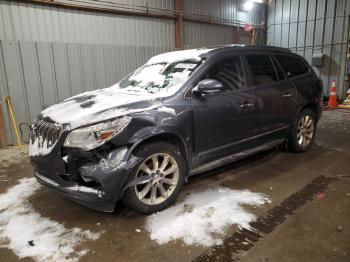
[295,0,300,52]
[175,0,183,49]
[0,101,8,147]
[303,0,309,57]
[6,96,22,149]
[233,26,240,44]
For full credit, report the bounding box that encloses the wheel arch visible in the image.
[296,102,319,121]
[127,131,190,168]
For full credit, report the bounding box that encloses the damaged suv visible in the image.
[30,45,322,213]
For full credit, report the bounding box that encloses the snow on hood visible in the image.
[41,88,161,129]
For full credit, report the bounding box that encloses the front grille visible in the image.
[32,120,63,147]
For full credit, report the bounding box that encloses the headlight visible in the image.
[64,116,131,150]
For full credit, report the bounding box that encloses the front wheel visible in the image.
[288,109,317,153]
[123,142,186,214]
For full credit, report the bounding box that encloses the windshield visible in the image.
[116,59,202,95]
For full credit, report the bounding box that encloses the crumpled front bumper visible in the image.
[32,146,140,212]
[34,171,116,212]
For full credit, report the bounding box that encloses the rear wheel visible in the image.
[288,109,316,152]
[123,142,186,214]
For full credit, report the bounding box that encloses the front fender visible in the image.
[126,127,190,163]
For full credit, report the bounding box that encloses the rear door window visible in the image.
[275,55,310,78]
[271,56,285,80]
[246,55,279,86]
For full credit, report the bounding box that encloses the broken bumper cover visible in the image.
[34,172,117,212]
[32,147,138,212]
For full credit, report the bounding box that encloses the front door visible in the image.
[190,56,257,166]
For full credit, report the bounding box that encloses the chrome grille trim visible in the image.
[32,120,63,147]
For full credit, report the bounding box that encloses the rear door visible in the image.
[243,54,296,143]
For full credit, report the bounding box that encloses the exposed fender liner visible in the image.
[124,129,191,174]
[294,101,320,122]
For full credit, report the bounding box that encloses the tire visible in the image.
[123,141,186,214]
[288,108,317,153]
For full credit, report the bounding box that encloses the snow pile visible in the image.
[0,178,101,261]
[146,187,270,247]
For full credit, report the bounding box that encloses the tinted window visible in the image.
[275,55,309,78]
[246,55,279,85]
[271,57,285,80]
[206,57,246,90]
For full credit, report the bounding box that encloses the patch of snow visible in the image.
[147,48,211,65]
[41,89,157,129]
[146,187,270,247]
[65,185,101,195]
[0,178,102,261]
[62,156,68,163]
[158,107,176,115]
[29,136,55,157]
[85,101,162,127]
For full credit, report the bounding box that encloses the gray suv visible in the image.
[29,45,323,213]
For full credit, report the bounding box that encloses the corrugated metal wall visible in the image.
[183,22,233,49]
[183,0,265,25]
[0,0,264,145]
[0,1,175,46]
[267,0,350,98]
[182,0,265,48]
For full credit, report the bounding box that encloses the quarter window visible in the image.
[205,57,246,90]
[246,55,279,85]
[275,55,309,78]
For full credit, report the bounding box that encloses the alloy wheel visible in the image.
[297,115,314,147]
[134,153,179,205]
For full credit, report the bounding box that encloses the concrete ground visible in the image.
[0,110,349,262]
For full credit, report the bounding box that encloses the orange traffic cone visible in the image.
[327,80,337,109]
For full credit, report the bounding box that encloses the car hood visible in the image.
[40,87,163,129]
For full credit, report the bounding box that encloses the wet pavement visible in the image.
[0,110,349,262]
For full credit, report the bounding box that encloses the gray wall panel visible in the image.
[52,43,71,101]
[36,42,58,107]
[183,22,233,49]
[19,41,43,122]
[0,1,176,48]
[267,0,350,98]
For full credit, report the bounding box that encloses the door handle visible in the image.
[283,92,293,98]
[241,103,254,108]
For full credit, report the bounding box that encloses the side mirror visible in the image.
[193,79,224,95]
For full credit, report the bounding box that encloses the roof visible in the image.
[204,44,292,55]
